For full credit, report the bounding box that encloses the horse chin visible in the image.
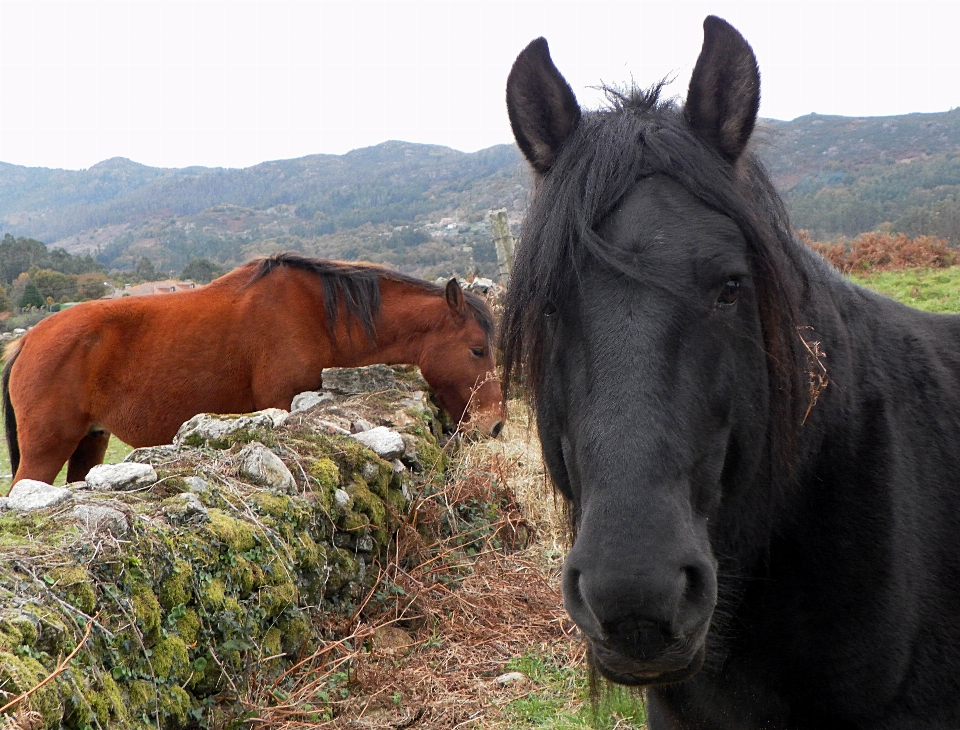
[589,638,707,687]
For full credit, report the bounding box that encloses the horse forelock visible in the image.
[247,252,494,342]
[501,82,811,475]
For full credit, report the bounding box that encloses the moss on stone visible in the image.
[161,684,193,727]
[346,482,386,527]
[415,435,447,473]
[88,671,127,725]
[252,492,293,520]
[0,651,60,725]
[277,614,310,654]
[262,626,283,657]
[206,509,257,552]
[201,578,226,609]
[338,509,370,533]
[309,457,341,493]
[228,554,262,597]
[151,635,191,684]
[173,607,201,646]
[128,678,155,714]
[260,581,298,618]
[131,582,162,636]
[0,614,37,650]
[158,559,193,610]
[49,565,97,614]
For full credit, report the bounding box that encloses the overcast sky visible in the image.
[0,1,956,171]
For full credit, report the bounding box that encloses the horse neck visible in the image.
[334,279,448,368]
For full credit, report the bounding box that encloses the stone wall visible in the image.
[0,366,453,729]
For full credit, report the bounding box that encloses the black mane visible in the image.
[248,252,494,340]
[500,82,812,470]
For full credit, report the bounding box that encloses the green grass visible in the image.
[850,266,960,314]
[499,650,646,729]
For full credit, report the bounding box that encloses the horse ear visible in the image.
[445,278,466,317]
[684,16,760,163]
[506,37,581,174]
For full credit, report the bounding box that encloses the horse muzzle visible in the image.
[587,620,709,686]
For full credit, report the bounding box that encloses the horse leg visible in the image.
[66,429,111,483]
[12,435,79,486]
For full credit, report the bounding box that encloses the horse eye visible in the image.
[470,347,486,358]
[544,302,558,318]
[716,279,740,309]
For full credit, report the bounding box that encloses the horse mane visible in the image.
[500,82,812,475]
[246,252,495,341]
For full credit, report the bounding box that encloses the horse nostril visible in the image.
[490,420,504,438]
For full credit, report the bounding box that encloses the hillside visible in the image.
[0,107,959,279]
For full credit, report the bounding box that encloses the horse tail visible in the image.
[2,339,22,479]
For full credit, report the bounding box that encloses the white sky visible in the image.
[0,0,956,171]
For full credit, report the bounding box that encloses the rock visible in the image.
[334,489,352,509]
[351,418,375,433]
[237,442,295,492]
[0,497,8,511]
[72,504,129,535]
[356,532,375,553]
[174,412,277,448]
[290,391,334,413]
[360,461,380,482]
[7,480,73,512]
[496,671,528,686]
[12,327,26,336]
[162,493,209,525]
[318,420,351,436]
[259,408,290,427]
[351,427,405,460]
[85,463,158,491]
[467,277,495,293]
[401,434,422,471]
[183,476,209,494]
[322,365,396,394]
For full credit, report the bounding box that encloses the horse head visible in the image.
[418,278,504,439]
[503,17,801,686]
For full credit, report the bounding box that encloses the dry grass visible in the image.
[243,403,587,729]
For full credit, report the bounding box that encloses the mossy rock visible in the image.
[206,509,258,552]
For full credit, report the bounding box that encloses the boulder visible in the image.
[351,427,405,460]
[291,391,334,413]
[174,412,278,449]
[162,493,209,525]
[322,364,397,394]
[72,504,129,535]
[85,462,158,491]
[7,480,73,512]
[237,442,296,492]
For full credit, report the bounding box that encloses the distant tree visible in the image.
[77,273,109,301]
[180,258,223,284]
[0,234,48,285]
[0,284,10,313]
[18,281,44,309]
[135,256,158,282]
[30,268,78,302]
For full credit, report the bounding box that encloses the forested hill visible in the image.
[758,107,960,242]
[0,106,958,279]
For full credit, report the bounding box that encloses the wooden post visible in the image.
[489,208,515,286]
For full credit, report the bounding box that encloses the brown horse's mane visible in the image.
[245,252,494,341]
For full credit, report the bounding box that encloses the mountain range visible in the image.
[1,106,958,279]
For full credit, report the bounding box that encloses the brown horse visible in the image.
[2,253,503,485]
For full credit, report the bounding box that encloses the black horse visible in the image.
[501,16,960,729]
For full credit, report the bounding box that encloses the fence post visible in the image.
[489,209,515,286]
